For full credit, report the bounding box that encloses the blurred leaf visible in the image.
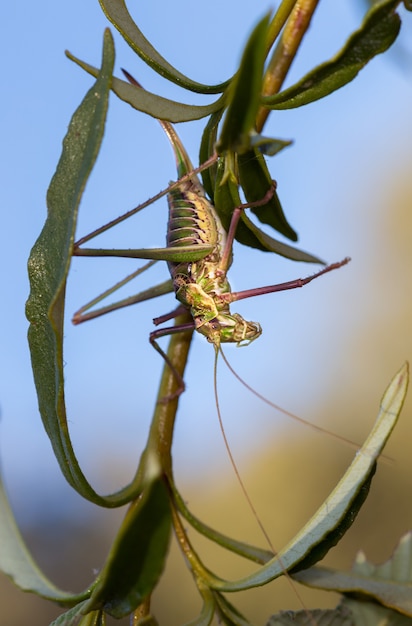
[217,14,270,153]
[99,0,229,94]
[49,603,103,625]
[133,616,159,626]
[344,600,412,625]
[295,531,412,617]
[66,51,225,122]
[267,606,355,625]
[265,0,402,109]
[249,134,293,156]
[78,611,106,626]
[26,30,139,506]
[0,473,86,605]
[237,150,297,241]
[206,362,408,592]
[84,475,171,618]
[184,587,215,626]
[199,110,224,198]
[214,592,252,625]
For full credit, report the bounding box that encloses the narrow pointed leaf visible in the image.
[78,611,106,626]
[217,14,271,153]
[214,592,252,625]
[0,473,86,605]
[237,150,297,242]
[133,616,159,626]
[267,606,354,625]
[66,51,224,122]
[84,474,171,618]
[48,601,96,626]
[184,587,215,626]
[214,163,323,262]
[265,0,402,110]
[173,488,273,565]
[295,531,412,617]
[344,600,412,625]
[199,110,223,198]
[206,363,408,592]
[249,134,292,157]
[26,30,139,506]
[99,0,229,94]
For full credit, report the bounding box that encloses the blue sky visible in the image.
[1,2,412,524]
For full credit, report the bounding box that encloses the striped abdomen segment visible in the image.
[167,182,220,251]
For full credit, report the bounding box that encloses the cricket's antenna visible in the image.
[219,349,394,464]
[213,346,318,625]
[220,348,362,450]
[213,346,275,551]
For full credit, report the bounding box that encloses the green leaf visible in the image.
[345,600,412,626]
[213,161,323,263]
[0,472,86,605]
[98,0,229,94]
[48,602,99,626]
[237,150,297,242]
[199,110,224,198]
[217,14,271,153]
[132,616,159,626]
[288,464,376,575]
[265,0,402,110]
[266,605,354,625]
[66,51,225,123]
[173,487,273,565]
[77,611,106,626]
[205,362,408,592]
[214,592,252,626]
[249,134,293,157]
[184,587,215,626]
[295,530,412,618]
[26,30,139,506]
[84,472,171,619]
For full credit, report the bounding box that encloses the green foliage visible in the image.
[98,0,229,93]
[216,13,271,154]
[265,0,402,110]
[84,476,171,618]
[276,530,412,624]
[25,29,142,508]
[1,1,411,625]
[0,471,86,605]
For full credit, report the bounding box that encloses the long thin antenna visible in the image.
[213,347,275,551]
[220,348,394,463]
[212,347,318,625]
[220,348,361,450]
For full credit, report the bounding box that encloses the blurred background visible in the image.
[1,1,412,624]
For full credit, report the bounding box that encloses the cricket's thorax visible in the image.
[167,178,262,346]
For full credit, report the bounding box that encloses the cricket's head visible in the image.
[195,312,262,347]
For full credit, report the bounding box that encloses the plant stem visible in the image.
[145,312,194,476]
[257,0,321,132]
[266,0,298,54]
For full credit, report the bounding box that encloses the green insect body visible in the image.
[165,156,262,348]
